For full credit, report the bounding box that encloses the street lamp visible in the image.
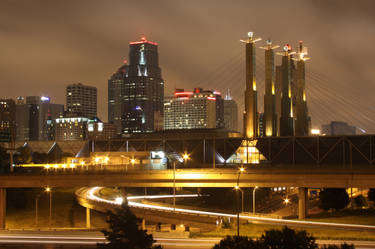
[235,185,244,213]
[182,153,189,167]
[235,166,245,236]
[35,193,41,227]
[45,187,52,228]
[253,186,258,215]
[173,161,177,211]
[284,196,290,205]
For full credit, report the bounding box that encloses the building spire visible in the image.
[225,88,232,100]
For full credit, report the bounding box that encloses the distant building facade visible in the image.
[108,36,164,134]
[0,99,16,140]
[223,89,238,132]
[108,63,128,134]
[66,83,97,118]
[164,88,224,130]
[15,96,63,141]
[322,121,356,135]
[87,118,117,140]
[55,116,117,141]
[55,116,88,141]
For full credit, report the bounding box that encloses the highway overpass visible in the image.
[1,167,375,188]
[0,166,375,228]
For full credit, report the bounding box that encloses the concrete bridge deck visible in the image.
[1,167,375,188]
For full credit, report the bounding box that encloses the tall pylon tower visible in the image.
[293,41,310,136]
[241,32,261,138]
[277,44,295,136]
[260,39,279,136]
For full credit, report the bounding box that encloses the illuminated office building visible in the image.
[0,99,16,140]
[15,96,63,141]
[223,89,238,132]
[164,88,224,130]
[66,83,97,118]
[108,36,164,134]
[108,62,128,134]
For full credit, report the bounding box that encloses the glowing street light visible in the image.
[130,158,136,165]
[182,153,189,161]
[284,197,290,205]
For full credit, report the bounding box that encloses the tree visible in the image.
[368,189,375,202]
[212,227,355,249]
[260,226,317,249]
[97,202,162,249]
[353,195,367,208]
[320,244,355,249]
[319,188,349,211]
[212,236,264,249]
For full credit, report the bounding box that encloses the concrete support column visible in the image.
[86,207,91,229]
[141,219,146,230]
[298,187,307,220]
[0,189,5,229]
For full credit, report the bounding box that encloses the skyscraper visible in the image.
[15,96,63,141]
[108,62,128,134]
[164,88,223,130]
[0,99,16,141]
[66,83,97,118]
[108,36,164,134]
[241,32,261,138]
[223,89,238,132]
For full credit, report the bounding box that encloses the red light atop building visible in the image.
[174,91,193,96]
[129,35,158,46]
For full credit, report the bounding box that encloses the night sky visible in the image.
[1,0,374,132]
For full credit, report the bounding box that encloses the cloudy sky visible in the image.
[1,0,374,132]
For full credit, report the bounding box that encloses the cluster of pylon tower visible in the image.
[242,32,310,138]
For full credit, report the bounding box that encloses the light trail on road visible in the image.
[0,232,374,249]
[86,187,375,231]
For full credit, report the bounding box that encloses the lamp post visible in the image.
[35,193,41,227]
[173,161,176,211]
[253,186,258,214]
[235,166,245,236]
[235,186,244,213]
[45,187,52,228]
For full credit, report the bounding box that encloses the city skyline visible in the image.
[1,0,375,132]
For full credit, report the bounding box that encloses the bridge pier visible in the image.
[298,187,308,220]
[0,189,5,229]
[86,207,91,229]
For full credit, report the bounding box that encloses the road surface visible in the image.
[0,231,374,248]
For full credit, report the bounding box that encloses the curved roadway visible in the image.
[79,187,375,232]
